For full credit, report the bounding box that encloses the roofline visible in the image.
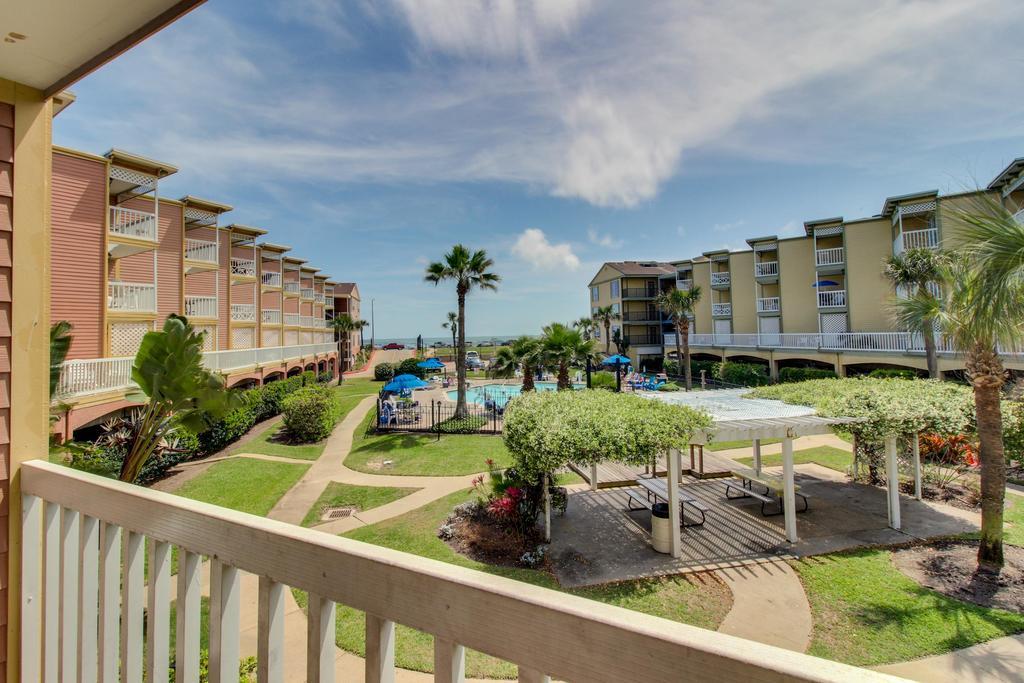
[257,242,291,253]
[282,256,307,264]
[226,224,268,237]
[744,234,778,247]
[180,195,233,213]
[987,157,1024,190]
[881,189,939,216]
[52,91,76,117]
[104,148,178,177]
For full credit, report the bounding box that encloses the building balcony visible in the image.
[626,334,662,346]
[107,281,156,313]
[710,272,730,289]
[676,278,693,291]
[230,257,257,279]
[261,271,282,289]
[815,247,844,268]
[1014,207,1024,225]
[621,310,661,322]
[284,313,301,326]
[184,295,217,319]
[325,299,334,310]
[108,206,158,258]
[893,227,938,255]
[301,287,315,301]
[262,309,282,325]
[711,302,732,317]
[754,261,778,280]
[621,287,658,299]
[817,289,847,309]
[283,281,300,296]
[183,238,218,271]
[757,297,781,314]
[230,303,256,322]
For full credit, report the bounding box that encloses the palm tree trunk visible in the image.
[522,364,535,392]
[970,345,1006,571]
[558,362,569,390]
[604,321,611,354]
[456,292,468,419]
[923,325,939,379]
[674,321,684,390]
[681,320,692,391]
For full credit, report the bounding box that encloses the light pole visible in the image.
[370,298,375,349]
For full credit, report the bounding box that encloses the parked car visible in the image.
[477,340,493,347]
[382,342,405,350]
[465,350,483,369]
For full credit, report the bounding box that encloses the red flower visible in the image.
[485,458,495,467]
[505,486,523,501]
[487,495,517,519]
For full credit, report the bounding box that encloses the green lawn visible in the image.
[232,423,325,461]
[301,482,420,527]
[330,489,731,679]
[334,377,383,398]
[736,445,853,473]
[345,409,512,476]
[794,547,1024,666]
[172,459,309,517]
[706,438,781,452]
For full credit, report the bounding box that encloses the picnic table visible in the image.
[726,467,809,516]
[625,476,709,528]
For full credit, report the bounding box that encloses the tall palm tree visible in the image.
[592,305,618,354]
[331,313,355,369]
[489,336,542,392]
[573,317,595,341]
[541,323,595,390]
[894,198,1024,571]
[426,245,500,418]
[656,286,703,390]
[885,248,946,378]
[441,311,458,358]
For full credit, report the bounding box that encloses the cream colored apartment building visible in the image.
[588,158,1024,377]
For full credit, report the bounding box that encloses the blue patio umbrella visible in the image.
[384,374,430,392]
[812,280,840,287]
[601,354,631,392]
[417,357,447,377]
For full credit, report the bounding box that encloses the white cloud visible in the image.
[777,221,803,237]
[511,228,580,271]
[676,225,686,236]
[587,228,623,249]
[712,220,746,233]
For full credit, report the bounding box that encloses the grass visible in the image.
[301,482,420,527]
[345,409,512,476]
[794,547,1024,666]
[233,424,324,460]
[706,438,781,452]
[329,489,731,679]
[172,458,309,517]
[736,445,853,473]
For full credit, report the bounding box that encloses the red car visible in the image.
[382,342,405,350]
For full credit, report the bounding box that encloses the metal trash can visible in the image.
[651,502,672,554]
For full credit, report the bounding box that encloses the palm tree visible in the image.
[573,317,595,341]
[885,248,946,378]
[425,245,500,418]
[894,198,1024,571]
[331,314,366,378]
[592,305,618,354]
[489,336,542,392]
[441,311,458,358]
[656,286,703,390]
[541,323,595,390]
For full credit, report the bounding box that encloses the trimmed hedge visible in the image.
[718,361,770,387]
[282,385,341,442]
[395,357,427,379]
[374,362,395,382]
[868,368,919,380]
[779,367,837,383]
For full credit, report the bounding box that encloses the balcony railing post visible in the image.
[121,530,145,682]
[20,494,43,683]
[257,577,286,683]
[209,560,241,683]
[307,594,336,683]
[365,614,396,683]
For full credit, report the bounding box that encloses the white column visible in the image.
[782,437,797,543]
[671,448,682,483]
[753,439,762,476]
[912,432,922,501]
[666,450,681,558]
[886,435,901,530]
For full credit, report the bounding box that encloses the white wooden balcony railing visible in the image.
[301,287,315,300]
[262,271,282,288]
[664,330,981,355]
[284,313,301,326]
[757,297,781,313]
[711,303,732,316]
[315,292,326,304]
[676,278,693,291]
[262,309,282,325]
[710,272,730,287]
[107,281,156,313]
[231,303,256,322]
[230,257,257,278]
[284,281,300,295]
[18,459,882,683]
[754,261,778,278]
[184,238,218,264]
[817,290,847,308]
[325,299,334,309]
[108,206,157,242]
[184,295,217,319]
[815,247,844,267]
[894,227,939,255]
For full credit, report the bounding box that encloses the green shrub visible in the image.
[374,362,395,382]
[432,415,488,433]
[69,426,199,485]
[301,370,318,386]
[1003,401,1024,464]
[260,376,304,417]
[658,382,681,392]
[868,368,919,380]
[198,393,258,454]
[664,359,719,379]
[779,367,837,383]
[589,371,617,391]
[717,361,770,386]
[317,371,333,383]
[282,385,340,443]
[395,357,427,379]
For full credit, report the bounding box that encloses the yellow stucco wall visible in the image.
[778,237,816,332]
[845,218,893,330]
[729,251,755,333]
[691,261,712,334]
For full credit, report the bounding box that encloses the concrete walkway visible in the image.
[716,561,812,653]
[875,634,1024,682]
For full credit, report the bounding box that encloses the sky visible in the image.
[54,0,1024,340]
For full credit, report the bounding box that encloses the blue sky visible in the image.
[54,0,1024,340]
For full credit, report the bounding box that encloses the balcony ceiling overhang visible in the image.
[880,189,938,217]
[258,242,291,255]
[0,0,206,97]
[181,195,233,214]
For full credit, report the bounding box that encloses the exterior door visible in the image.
[713,319,731,345]
[758,316,781,347]
[819,313,847,348]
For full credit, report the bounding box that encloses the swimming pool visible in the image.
[447,382,581,407]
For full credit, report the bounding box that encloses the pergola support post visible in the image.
[666,449,681,558]
[885,435,901,530]
[912,432,922,501]
[543,473,551,543]
[753,439,762,476]
[781,437,797,543]
[589,464,598,492]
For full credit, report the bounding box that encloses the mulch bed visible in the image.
[892,540,1024,612]
[445,515,545,569]
[896,480,980,511]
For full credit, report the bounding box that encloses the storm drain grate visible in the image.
[322,506,356,521]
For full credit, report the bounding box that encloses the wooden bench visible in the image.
[725,468,809,517]
[625,482,710,528]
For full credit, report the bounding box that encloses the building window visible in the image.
[591,285,599,301]
[611,303,620,315]
[610,280,620,298]
[593,327,601,339]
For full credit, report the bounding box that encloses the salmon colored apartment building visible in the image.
[588,161,1024,377]
[49,144,358,440]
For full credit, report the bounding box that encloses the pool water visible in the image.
[448,382,579,407]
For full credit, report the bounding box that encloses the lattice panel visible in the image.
[109,165,157,190]
[184,207,217,227]
[195,325,217,351]
[285,330,299,346]
[897,201,936,217]
[820,313,847,334]
[709,254,729,262]
[232,327,255,349]
[262,329,281,348]
[813,225,843,237]
[110,321,153,357]
[301,331,313,345]
[752,241,778,252]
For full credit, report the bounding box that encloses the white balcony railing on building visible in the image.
[261,271,282,288]
[757,297,780,313]
[284,313,301,326]
[184,238,218,264]
[109,206,157,242]
[710,272,730,287]
[184,295,217,319]
[230,303,256,322]
[284,281,300,295]
[676,278,693,291]
[262,309,282,325]
[817,290,847,308]
[664,330,1008,356]
[754,261,778,278]
[108,281,156,313]
[894,227,939,255]
[301,287,315,300]
[315,292,326,304]
[19,459,881,683]
[1014,207,1024,225]
[325,299,334,309]
[230,257,257,278]
[711,303,732,316]
[815,247,844,267]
